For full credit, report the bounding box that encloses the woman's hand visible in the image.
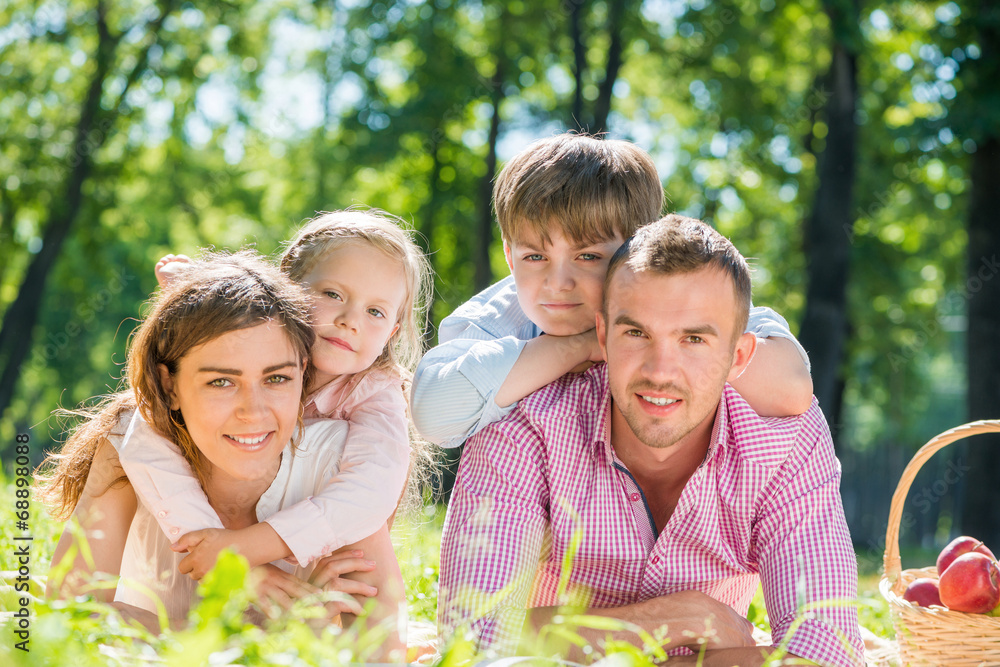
[309,549,378,615]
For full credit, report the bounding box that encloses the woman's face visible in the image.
[160,322,305,483]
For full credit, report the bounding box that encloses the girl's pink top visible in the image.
[115,368,410,565]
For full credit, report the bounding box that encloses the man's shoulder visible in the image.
[724,386,834,469]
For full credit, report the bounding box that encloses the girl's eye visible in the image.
[324,291,342,300]
[266,375,292,385]
[367,308,385,319]
[209,378,233,388]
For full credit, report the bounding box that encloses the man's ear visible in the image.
[503,240,513,273]
[727,332,758,382]
[157,363,180,410]
[595,311,610,363]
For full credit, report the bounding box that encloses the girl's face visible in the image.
[299,240,407,389]
[159,323,305,483]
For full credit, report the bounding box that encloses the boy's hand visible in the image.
[154,254,192,287]
[567,328,604,373]
[171,527,233,580]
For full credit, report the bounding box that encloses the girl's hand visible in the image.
[171,527,232,580]
[309,549,378,608]
[154,254,192,287]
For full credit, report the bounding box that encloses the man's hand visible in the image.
[171,527,233,580]
[660,590,757,651]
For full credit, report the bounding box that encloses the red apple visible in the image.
[938,553,1000,614]
[903,578,943,607]
[937,536,997,574]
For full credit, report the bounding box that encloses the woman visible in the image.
[38,252,405,657]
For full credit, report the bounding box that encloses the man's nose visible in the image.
[642,343,681,384]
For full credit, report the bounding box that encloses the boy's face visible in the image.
[504,226,624,336]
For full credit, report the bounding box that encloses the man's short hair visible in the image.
[604,214,752,336]
[493,133,663,246]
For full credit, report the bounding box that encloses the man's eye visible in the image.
[625,329,645,338]
[367,308,385,319]
[209,378,233,388]
[686,335,706,344]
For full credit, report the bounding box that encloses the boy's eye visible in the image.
[524,254,545,262]
[209,378,234,388]
[367,307,385,319]
[578,253,600,261]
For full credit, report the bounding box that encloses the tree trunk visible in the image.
[569,0,586,129]
[797,25,859,429]
[0,1,176,421]
[474,54,505,292]
[592,0,627,135]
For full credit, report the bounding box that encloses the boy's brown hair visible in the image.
[493,133,663,246]
[604,214,753,338]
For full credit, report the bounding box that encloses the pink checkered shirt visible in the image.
[438,364,863,666]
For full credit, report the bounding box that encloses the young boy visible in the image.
[411,133,813,448]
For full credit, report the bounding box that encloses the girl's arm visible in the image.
[47,439,138,602]
[114,412,225,541]
[262,382,410,567]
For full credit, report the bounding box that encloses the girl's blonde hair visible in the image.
[37,251,315,519]
[280,209,433,378]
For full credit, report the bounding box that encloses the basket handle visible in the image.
[883,419,1000,591]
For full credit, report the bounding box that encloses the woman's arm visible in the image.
[47,438,138,602]
[319,525,405,661]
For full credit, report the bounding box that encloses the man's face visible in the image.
[596,265,755,454]
[505,226,624,336]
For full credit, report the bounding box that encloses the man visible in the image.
[438,215,863,666]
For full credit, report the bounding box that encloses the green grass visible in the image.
[0,475,895,665]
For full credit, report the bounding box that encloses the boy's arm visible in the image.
[262,392,410,567]
[731,307,813,417]
[494,329,603,408]
[116,412,225,539]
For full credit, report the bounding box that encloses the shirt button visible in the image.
[629,493,640,502]
[170,528,179,535]
[651,556,660,565]
[157,510,168,518]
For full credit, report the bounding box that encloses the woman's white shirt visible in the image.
[111,418,350,617]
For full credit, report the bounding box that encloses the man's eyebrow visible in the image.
[613,315,645,329]
[197,361,298,375]
[681,324,720,337]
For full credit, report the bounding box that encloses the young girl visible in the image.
[39,253,405,646]
[115,209,433,580]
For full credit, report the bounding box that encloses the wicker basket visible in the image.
[880,420,1000,666]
